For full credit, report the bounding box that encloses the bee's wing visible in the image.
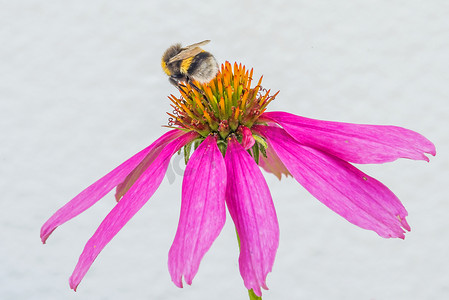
[184,40,210,49]
[168,47,204,63]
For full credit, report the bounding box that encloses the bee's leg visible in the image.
[168,76,180,87]
[186,77,205,96]
[169,75,187,92]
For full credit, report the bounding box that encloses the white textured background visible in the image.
[1,1,448,299]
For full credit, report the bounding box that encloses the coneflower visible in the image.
[41,62,435,299]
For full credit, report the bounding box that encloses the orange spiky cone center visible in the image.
[167,61,278,141]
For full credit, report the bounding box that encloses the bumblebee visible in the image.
[161,40,219,90]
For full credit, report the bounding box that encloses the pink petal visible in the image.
[69,131,198,291]
[259,139,291,180]
[239,125,255,150]
[168,135,227,288]
[40,129,185,244]
[115,134,178,201]
[225,136,279,297]
[256,125,410,239]
[261,111,436,164]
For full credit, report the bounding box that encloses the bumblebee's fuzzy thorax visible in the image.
[161,44,182,76]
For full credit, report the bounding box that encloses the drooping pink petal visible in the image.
[261,111,436,164]
[40,129,185,244]
[225,136,279,297]
[239,125,255,150]
[115,132,182,201]
[258,139,291,180]
[69,131,198,291]
[168,135,227,288]
[255,125,410,239]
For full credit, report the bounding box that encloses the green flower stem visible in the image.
[235,228,263,300]
[248,289,262,300]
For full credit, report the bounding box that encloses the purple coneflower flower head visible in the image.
[41,62,435,298]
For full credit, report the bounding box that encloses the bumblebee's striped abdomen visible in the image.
[187,52,212,75]
[187,52,219,83]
